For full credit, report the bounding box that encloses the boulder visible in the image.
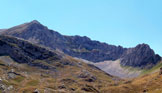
[159,67,162,75]
[78,70,97,82]
[33,89,40,93]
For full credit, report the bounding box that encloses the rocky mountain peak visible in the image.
[30,20,40,24]
[121,44,161,68]
[27,20,48,31]
[0,20,48,36]
[135,43,150,49]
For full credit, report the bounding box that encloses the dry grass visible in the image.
[102,72,162,93]
[0,56,116,93]
[0,56,161,93]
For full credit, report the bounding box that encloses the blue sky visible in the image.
[0,0,162,56]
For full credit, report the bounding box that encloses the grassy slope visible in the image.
[0,56,116,93]
[120,60,162,77]
[101,72,162,93]
[0,55,161,93]
[101,60,162,93]
[141,61,162,75]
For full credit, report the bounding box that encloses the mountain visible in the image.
[1,20,161,69]
[0,21,162,93]
[0,20,126,62]
[0,36,161,93]
[0,35,116,93]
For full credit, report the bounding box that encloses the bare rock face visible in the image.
[7,72,21,79]
[121,44,161,68]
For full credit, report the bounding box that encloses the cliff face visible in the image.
[1,20,161,68]
[121,44,161,68]
[63,36,127,62]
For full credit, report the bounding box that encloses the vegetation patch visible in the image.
[12,76,25,83]
[26,80,39,86]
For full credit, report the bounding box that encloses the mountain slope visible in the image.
[0,35,117,93]
[1,20,161,69]
[1,20,126,62]
[102,69,162,93]
[89,60,142,78]
[0,35,61,69]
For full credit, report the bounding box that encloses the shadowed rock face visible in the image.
[0,35,60,69]
[1,20,161,68]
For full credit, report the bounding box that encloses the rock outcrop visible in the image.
[121,44,161,68]
[0,35,60,69]
[160,67,162,75]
